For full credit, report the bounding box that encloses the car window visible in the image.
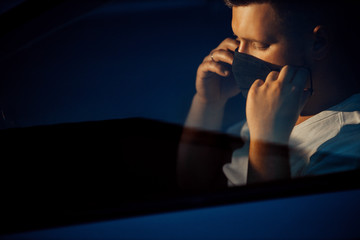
[1,0,360,236]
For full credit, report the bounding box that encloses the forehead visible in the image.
[231,3,282,41]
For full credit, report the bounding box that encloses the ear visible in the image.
[312,25,329,61]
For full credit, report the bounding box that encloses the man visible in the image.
[177,0,360,190]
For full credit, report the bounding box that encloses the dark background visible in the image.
[0,0,245,130]
[1,1,360,239]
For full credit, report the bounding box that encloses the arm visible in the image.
[246,66,311,183]
[247,140,290,183]
[184,93,226,131]
[177,38,241,191]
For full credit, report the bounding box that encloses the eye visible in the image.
[252,42,270,50]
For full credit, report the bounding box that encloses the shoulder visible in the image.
[316,123,360,157]
[303,123,360,176]
[292,94,360,147]
[299,94,360,176]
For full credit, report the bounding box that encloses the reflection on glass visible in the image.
[177,0,360,190]
[1,1,360,236]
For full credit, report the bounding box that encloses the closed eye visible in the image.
[233,33,270,50]
[252,41,270,50]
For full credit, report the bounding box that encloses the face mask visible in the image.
[232,49,313,98]
[232,49,282,97]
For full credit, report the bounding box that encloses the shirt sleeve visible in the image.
[303,124,360,176]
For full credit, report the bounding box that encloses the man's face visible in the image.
[231,3,308,67]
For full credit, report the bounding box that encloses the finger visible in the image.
[209,49,234,65]
[251,79,265,89]
[216,38,240,52]
[265,71,280,82]
[199,60,230,77]
[278,65,297,84]
[292,68,310,89]
[248,79,264,98]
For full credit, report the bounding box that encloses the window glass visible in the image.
[1,3,360,234]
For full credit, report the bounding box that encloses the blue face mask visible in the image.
[232,49,282,97]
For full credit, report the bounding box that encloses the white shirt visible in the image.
[223,94,360,186]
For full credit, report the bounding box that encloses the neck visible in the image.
[296,115,313,125]
[300,59,359,116]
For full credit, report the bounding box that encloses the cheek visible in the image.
[267,41,308,67]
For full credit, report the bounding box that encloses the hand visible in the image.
[246,66,311,144]
[195,38,241,105]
